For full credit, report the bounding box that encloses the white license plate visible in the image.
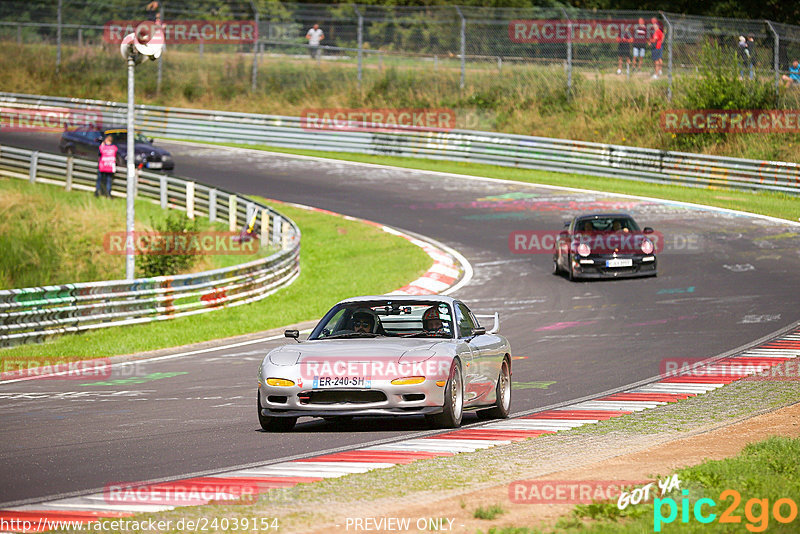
[146,161,162,169]
[313,376,371,389]
[606,258,633,268]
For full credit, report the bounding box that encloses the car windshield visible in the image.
[575,216,640,233]
[103,131,151,144]
[309,301,455,340]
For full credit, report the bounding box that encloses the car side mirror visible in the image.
[472,326,486,337]
[643,227,654,234]
[563,221,570,228]
[148,137,154,144]
[284,329,299,339]
[94,135,103,143]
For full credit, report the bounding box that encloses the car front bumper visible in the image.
[572,255,657,279]
[258,377,449,418]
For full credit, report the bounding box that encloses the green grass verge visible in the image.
[0,198,431,361]
[205,141,800,223]
[4,42,800,162]
[552,435,800,533]
[0,177,263,289]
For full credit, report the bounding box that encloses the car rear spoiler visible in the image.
[474,313,500,334]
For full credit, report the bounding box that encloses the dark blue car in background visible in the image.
[59,125,174,172]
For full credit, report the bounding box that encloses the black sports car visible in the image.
[59,125,174,172]
[553,213,658,280]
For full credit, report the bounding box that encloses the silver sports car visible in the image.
[257,295,512,431]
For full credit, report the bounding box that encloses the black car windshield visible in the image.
[309,301,455,340]
[575,216,640,233]
[103,131,151,144]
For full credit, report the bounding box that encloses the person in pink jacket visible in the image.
[97,134,118,198]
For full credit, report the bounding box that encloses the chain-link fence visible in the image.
[1,1,799,104]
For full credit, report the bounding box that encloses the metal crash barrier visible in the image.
[0,145,300,347]
[1,91,798,195]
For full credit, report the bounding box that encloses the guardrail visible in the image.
[0,145,301,348]
[1,92,797,195]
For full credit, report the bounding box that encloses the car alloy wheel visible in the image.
[426,359,463,429]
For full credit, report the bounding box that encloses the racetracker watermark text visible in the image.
[1,359,111,381]
[301,108,457,132]
[0,107,101,132]
[103,232,258,255]
[104,20,257,43]
[509,480,647,504]
[661,110,800,133]
[509,19,653,43]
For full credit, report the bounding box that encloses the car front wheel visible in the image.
[258,393,296,432]
[426,359,463,429]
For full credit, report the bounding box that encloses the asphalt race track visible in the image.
[1,131,799,506]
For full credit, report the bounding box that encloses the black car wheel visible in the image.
[552,255,561,275]
[477,359,511,420]
[426,359,463,429]
[64,146,74,157]
[258,393,296,432]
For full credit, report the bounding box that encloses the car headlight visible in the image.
[134,153,143,161]
[577,243,591,257]
[641,239,654,254]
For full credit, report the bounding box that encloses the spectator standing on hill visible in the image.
[144,1,159,21]
[97,135,117,198]
[746,33,756,79]
[650,18,664,79]
[616,27,632,75]
[632,18,647,72]
[782,59,800,87]
[737,36,750,80]
[306,24,324,60]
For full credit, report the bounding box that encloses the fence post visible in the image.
[281,221,290,249]
[660,13,673,101]
[229,194,237,231]
[186,181,195,219]
[16,23,21,45]
[209,189,217,222]
[561,8,572,97]
[160,175,168,208]
[354,6,363,88]
[78,28,83,48]
[260,208,269,248]
[454,6,465,89]
[765,20,780,97]
[157,4,164,94]
[65,156,73,191]
[199,42,204,58]
[271,214,281,244]
[251,6,260,91]
[56,0,62,69]
[29,152,38,183]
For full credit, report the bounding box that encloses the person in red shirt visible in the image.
[650,18,664,79]
[97,134,118,198]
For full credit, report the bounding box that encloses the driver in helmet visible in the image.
[422,306,445,334]
[352,310,375,334]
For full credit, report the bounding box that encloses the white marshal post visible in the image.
[120,21,164,280]
[126,55,136,280]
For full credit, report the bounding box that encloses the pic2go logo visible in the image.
[654,489,798,532]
